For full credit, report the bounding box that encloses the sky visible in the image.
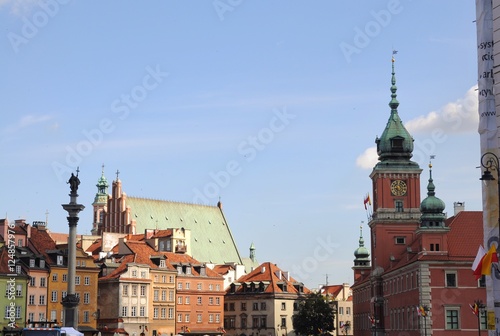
[1,0,481,289]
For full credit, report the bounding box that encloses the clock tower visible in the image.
[369,57,422,271]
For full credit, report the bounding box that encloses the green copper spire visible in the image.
[420,161,446,228]
[94,164,109,204]
[374,56,416,164]
[354,224,370,265]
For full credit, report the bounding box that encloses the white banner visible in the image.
[476,0,499,334]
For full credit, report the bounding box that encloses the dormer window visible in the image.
[177,265,183,275]
[40,260,45,269]
[57,255,64,266]
[160,260,166,268]
[391,137,404,150]
[29,259,35,268]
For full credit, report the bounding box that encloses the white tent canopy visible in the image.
[61,328,84,336]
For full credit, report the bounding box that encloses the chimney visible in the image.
[453,201,465,215]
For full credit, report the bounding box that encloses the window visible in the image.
[50,311,56,322]
[446,308,460,329]
[339,307,344,315]
[52,274,58,282]
[161,308,167,319]
[241,302,247,311]
[83,311,89,323]
[197,314,202,323]
[395,200,404,213]
[29,295,35,305]
[479,275,486,288]
[253,302,258,311]
[30,277,36,287]
[395,237,405,245]
[131,306,137,317]
[185,314,190,322]
[168,290,173,301]
[480,310,487,330]
[178,296,183,305]
[75,276,80,286]
[16,285,22,296]
[197,283,202,290]
[169,275,174,283]
[84,292,90,304]
[161,290,167,301]
[216,284,221,291]
[141,271,147,278]
[40,260,45,268]
[160,260,166,268]
[154,290,159,301]
[132,285,137,296]
[15,307,21,318]
[186,267,192,275]
[40,277,46,287]
[215,297,220,305]
[197,296,202,305]
[178,282,183,290]
[186,282,190,289]
[132,270,137,277]
[123,285,129,296]
[209,297,214,305]
[168,308,173,319]
[209,284,213,291]
[346,307,351,315]
[216,313,220,323]
[140,306,145,317]
[281,302,286,310]
[62,274,68,282]
[140,285,146,296]
[186,296,190,304]
[30,259,35,267]
[241,315,247,329]
[84,276,90,285]
[122,306,127,317]
[177,314,182,323]
[261,302,266,310]
[39,295,46,305]
[209,314,214,323]
[57,255,64,265]
[446,272,457,287]
[153,308,159,319]
[51,291,58,302]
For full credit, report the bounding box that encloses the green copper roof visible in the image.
[375,58,416,164]
[94,167,109,204]
[125,197,243,265]
[354,225,370,261]
[420,164,446,226]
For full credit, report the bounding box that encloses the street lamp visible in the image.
[480,151,500,243]
[473,300,486,336]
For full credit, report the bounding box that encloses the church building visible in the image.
[351,58,487,336]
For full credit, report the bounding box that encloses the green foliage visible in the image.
[292,292,335,336]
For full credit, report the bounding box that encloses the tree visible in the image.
[293,292,335,336]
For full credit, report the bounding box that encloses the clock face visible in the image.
[390,180,407,196]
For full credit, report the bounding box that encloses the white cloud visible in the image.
[356,86,479,170]
[405,85,478,134]
[0,0,39,15]
[356,146,378,170]
[3,114,54,134]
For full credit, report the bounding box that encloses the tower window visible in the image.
[395,200,404,212]
[395,237,405,245]
[391,137,404,149]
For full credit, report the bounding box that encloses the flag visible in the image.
[470,303,479,316]
[417,305,427,317]
[339,322,344,328]
[392,50,398,55]
[473,245,487,279]
[364,194,371,210]
[368,316,375,326]
[481,244,499,276]
[145,326,148,332]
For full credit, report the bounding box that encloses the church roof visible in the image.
[125,196,242,265]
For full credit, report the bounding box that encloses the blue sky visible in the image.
[1,1,480,289]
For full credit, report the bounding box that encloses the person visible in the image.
[68,173,80,194]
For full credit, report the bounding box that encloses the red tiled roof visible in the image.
[213,264,234,275]
[86,239,102,254]
[232,262,310,294]
[447,211,483,258]
[29,227,58,262]
[321,285,343,298]
[151,229,173,238]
